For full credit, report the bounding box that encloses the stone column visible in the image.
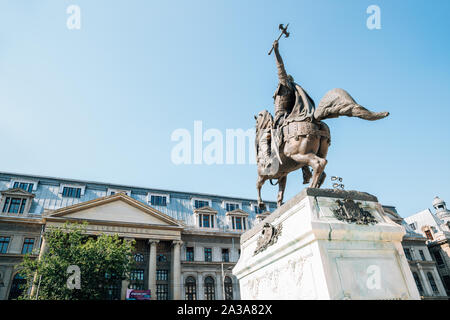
[148,239,159,300]
[172,240,182,300]
[120,237,135,300]
[417,264,433,296]
[216,272,223,300]
[30,235,48,298]
[432,269,447,296]
[197,273,204,300]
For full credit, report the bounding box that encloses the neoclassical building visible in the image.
[405,196,450,296]
[0,172,276,300]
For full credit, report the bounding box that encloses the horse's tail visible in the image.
[314,88,389,121]
[269,179,279,186]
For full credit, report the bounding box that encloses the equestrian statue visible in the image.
[255,25,389,209]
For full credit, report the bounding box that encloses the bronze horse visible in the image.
[255,88,389,208]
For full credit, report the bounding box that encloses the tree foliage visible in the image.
[17,223,135,300]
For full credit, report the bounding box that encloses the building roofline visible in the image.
[0,171,277,205]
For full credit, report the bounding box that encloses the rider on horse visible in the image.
[259,39,316,184]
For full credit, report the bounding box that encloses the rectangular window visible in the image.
[129,269,145,290]
[404,248,412,261]
[204,248,212,262]
[433,251,444,266]
[194,200,209,209]
[3,198,27,214]
[62,187,81,198]
[225,203,239,212]
[199,214,214,228]
[0,236,11,253]
[409,223,416,230]
[156,270,169,281]
[254,206,264,214]
[156,284,169,300]
[186,247,194,261]
[13,182,34,193]
[21,238,35,254]
[418,250,426,261]
[424,230,433,240]
[202,215,210,228]
[222,248,229,262]
[235,217,242,230]
[151,195,167,206]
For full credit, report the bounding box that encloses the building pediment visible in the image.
[46,193,183,228]
[225,209,249,216]
[0,188,35,198]
[193,206,218,215]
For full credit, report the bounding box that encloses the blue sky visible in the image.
[0,0,449,217]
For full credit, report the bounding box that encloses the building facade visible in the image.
[0,172,276,300]
[404,197,450,297]
[383,205,448,299]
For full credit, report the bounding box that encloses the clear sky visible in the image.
[0,0,449,217]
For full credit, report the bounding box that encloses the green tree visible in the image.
[16,223,135,300]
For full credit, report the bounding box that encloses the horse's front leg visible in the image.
[277,175,287,207]
[256,175,267,209]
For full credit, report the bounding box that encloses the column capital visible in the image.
[148,239,160,245]
[172,240,183,247]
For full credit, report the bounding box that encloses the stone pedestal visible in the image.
[232,188,420,300]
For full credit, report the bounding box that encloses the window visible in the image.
[418,250,426,261]
[157,254,167,262]
[254,205,264,214]
[151,195,167,206]
[104,273,121,300]
[204,248,212,262]
[0,236,11,253]
[424,230,433,240]
[194,199,210,209]
[13,182,33,193]
[156,284,169,300]
[156,270,169,281]
[225,202,239,212]
[7,274,27,300]
[134,253,145,262]
[129,269,145,290]
[230,216,247,231]
[186,247,194,261]
[412,272,424,295]
[409,223,416,230]
[404,248,412,261]
[198,214,214,228]
[433,251,445,266]
[185,276,196,300]
[222,248,229,262]
[21,238,35,254]
[62,187,81,198]
[427,272,439,294]
[224,276,233,300]
[2,197,27,214]
[442,276,450,292]
[204,276,215,300]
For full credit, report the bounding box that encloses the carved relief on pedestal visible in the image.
[331,199,378,225]
[243,257,306,299]
[253,223,282,256]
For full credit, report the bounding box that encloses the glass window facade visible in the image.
[62,187,81,198]
[151,195,167,206]
[21,238,35,254]
[0,236,11,253]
